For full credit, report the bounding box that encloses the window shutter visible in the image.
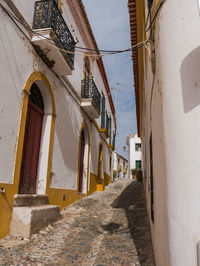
[101,95,105,129]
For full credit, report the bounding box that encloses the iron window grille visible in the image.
[81,78,101,113]
[33,0,75,65]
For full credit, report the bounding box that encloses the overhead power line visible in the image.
[0,2,148,58]
[146,1,165,32]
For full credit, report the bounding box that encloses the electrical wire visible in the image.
[146,1,164,32]
[75,45,132,53]
[0,1,118,139]
[1,2,148,57]
[145,7,151,31]
[0,3,90,117]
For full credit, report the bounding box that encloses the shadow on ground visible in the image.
[109,180,155,265]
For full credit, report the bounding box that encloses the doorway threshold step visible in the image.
[13,194,48,206]
[10,205,60,238]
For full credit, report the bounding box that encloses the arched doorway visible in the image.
[97,143,103,184]
[78,126,89,194]
[19,83,44,194]
[78,130,85,193]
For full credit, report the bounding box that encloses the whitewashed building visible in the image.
[126,134,142,179]
[0,0,116,239]
[129,0,200,265]
[112,152,128,179]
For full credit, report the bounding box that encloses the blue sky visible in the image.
[82,0,137,158]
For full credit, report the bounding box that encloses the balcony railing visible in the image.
[33,0,75,66]
[81,78,101,113]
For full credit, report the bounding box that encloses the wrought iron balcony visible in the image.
[32,0,75,75]
[81,78,101,120]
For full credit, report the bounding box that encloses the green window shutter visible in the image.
[136,160,141,169]
[109,116,112,144]
[101,95,105,129]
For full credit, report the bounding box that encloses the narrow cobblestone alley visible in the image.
[0,179,155,266]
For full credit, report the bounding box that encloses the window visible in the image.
[135,143,141,151]
[136,160,141,169]
[101,94,105,129]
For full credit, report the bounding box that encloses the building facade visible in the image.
[112,152,128,179]
[126,134,142,179]
[0,0,116,239]
[129,0,200,265]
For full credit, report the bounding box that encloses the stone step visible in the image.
[10,205,60,238]
[13,194,48,207]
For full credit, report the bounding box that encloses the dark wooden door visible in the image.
[19,101,44,194]
[97,144,103,184]
[78,130,85,193]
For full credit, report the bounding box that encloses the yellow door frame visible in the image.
[13,71,56,193]
[77,121,90,194]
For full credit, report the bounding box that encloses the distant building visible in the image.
[112,152,128,179]
[126,134,142,179]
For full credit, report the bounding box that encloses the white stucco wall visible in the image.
[112,152,128,179]
[142,0,200,265]
[0,1,114,193]
[126,134,142,178]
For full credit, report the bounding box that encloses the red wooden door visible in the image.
[78,130,85,193]
[19,101,44,194]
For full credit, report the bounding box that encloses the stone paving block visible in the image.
[1,179,155,266]
[10,205,60,238]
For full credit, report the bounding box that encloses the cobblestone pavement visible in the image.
[0,179,155,266]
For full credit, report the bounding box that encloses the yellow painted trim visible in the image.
[0,72,56,239]
[0,183,16,239]
[58,0,63,13]
[93,120,109,140]
[104,172,111,186]
[76,120,90,195]
[88,172,98,195]
[14,72,56,194]
[153,0,160,13]
[107,143,114,151]
[13,92,29,188]
[117,158,120,172]
[97,184,105,192]
[48,187,84,210]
